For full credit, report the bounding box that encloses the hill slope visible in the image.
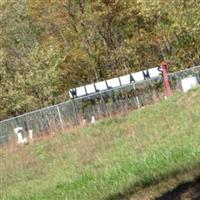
[1,88,200,200]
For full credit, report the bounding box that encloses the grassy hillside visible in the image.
[1,88,200,200]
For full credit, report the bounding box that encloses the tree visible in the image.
[1,0,200,120]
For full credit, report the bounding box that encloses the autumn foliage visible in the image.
[1,0,200,120]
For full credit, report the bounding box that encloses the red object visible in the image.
[161,61,172,97]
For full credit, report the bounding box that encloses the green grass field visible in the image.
[1,89,200,200]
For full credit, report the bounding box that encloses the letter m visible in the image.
[142,70,150,79]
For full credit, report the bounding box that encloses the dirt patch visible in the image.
[155,176,200,200]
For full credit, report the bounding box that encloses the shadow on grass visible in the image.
[155,176,200,200]
[105,174,200,200]
[105,177,164,200]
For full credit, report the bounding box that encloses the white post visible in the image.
[29,130,33,140]
[91,115,96,124]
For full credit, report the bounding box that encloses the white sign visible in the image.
[69,67,162,98]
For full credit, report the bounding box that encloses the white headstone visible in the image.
[181,76,198,92]
[14,127,24,144]
[29,130,33,140]
[14,127,29,144]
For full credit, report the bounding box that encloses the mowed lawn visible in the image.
[1,89,200,200]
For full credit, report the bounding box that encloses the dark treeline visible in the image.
[0,0,200,120]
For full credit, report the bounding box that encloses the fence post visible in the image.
[132,84,140,108]
[56,105,64,130]
[72,99,78,125]
[161,61,172,97]
[99,91,109,117]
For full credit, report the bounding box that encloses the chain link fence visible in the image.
[1,65,200,145]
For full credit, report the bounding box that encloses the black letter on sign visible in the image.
[106,81,112,89]
[84,86,88,95]
[157,66,163,76]
[94,84,100,93]
[70,88,77,98]
[130,74,135,83]
[142,70,150,79]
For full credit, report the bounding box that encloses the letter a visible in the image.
[130,74,135,83]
